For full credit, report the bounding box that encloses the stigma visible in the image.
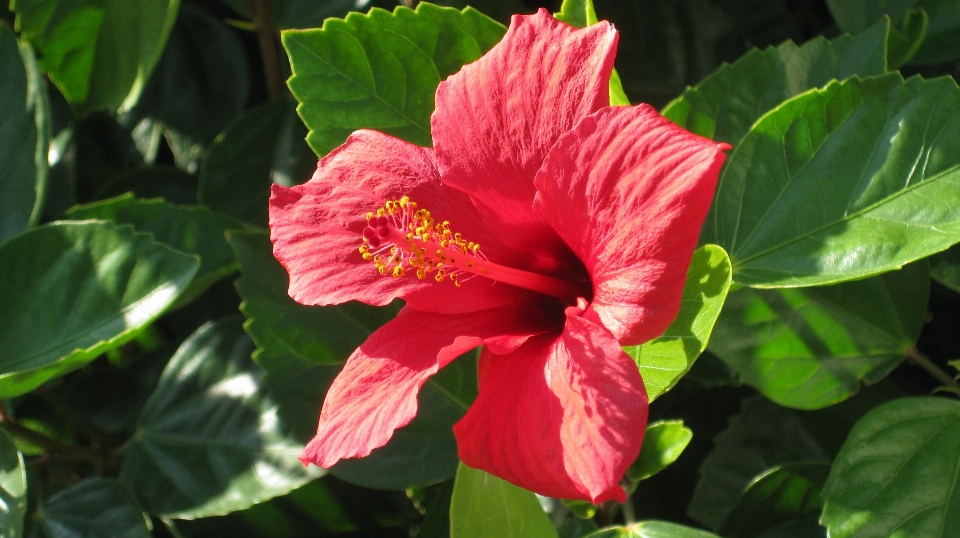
[358,196,587,305]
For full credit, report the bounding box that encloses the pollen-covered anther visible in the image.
[358,196,481,287]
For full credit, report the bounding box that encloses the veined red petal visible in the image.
[453,310,648,503]
[269,130,538,314]
[533,105,729,345]
[299,303,561,468]
[432,9,617,267]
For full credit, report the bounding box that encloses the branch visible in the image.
[907,347,960,394]
[0,419,120,468]
[246,0,284,98]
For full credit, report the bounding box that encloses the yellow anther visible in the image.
[366,212,374,221]
[435,269,446,282]
[450,273,461,287]
[362,253,372,260]
[392,266,405,278]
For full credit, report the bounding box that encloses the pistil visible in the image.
[359,196,587,305]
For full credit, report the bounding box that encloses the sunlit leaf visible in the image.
[11,0,180,115]
[282,3,505,155]
[709,262,928,409]
[704,74,960,287]
[119,318,322,518]
[68,194,247,306]
[0,221,197,398]
[585,521,722,538]
[629,420,693,485]
[627,245,732,402]
[449,463,558,538]
[0,428,26,538]
[822,397,960,537]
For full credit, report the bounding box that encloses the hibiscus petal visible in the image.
[269,129,537,314]
[432,9,617,267]
[300,303,561,468]
[533,105,729,345]
[453,310,647,503]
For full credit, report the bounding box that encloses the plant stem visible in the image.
[0,418,120,468]
[907,347,960,394]
[247,0,284,98]
[621,496,636,524]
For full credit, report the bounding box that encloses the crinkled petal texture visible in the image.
[454,310,648,503]
[433,9,617,268]
[534,105,729,345]
[269,130,539,314]
[300,304,560,468]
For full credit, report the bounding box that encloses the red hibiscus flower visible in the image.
[269,9,728,503]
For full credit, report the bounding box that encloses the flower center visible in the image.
[359,196,585,304]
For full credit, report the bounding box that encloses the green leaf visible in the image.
[199,98,315,227]
[67,194,247,306]
[626,245,732,402]
[688,397,830,530]
[661,18,888,145]
[11,0,180,115]
[585,521,722,538]
[826,0,960,65]
[719,463,830,538]
[0,221,197,399]
[130,4,250,145]
[449,463,558,538]
[552,0,629,106]
[228,230,396,366]
[821,397,960,537]
[931,243,960,293]
[704,74,960,287]
[33,478,151,538]
[329,350,477,489]
[886,9,928,68]
[282,2,506,156]
[119,318,322,518]
[0,25,48,246]
[709,262,929,409]
[0,428,26,538]
[628,420,693,485]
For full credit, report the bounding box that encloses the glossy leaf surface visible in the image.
[199,98,315,226]
[0,222,197,399]
[821,397,960,538]
[719,463,830,538]
[120,318,321,518]
[709,263,929,409]
[0,428,25,538]
[629,420,694,484]
[449,463,558,538]
[585,521,722,538]
[67,194,247,305]
[11,0,180,115]
[283,3,505,155]
[662,19,888,145]
[33,478,151,538]
[704,74,960,287]
[627,245,732,402]
[0,25,47,245]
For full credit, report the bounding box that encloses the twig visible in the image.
[246,0,284,98]
[907,347,960,394]
[0,420,120,468]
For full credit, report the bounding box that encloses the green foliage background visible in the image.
[2,0,960,536]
